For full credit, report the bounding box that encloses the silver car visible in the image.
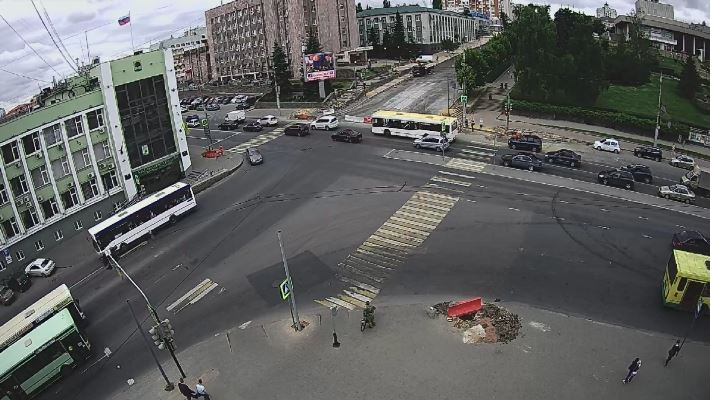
[413,136,449,151]
[670,155,695,170]
[658,184,695,204]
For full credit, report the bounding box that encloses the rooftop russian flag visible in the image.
[118,15,130,26]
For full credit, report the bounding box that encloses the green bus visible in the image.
[0,284,91,399]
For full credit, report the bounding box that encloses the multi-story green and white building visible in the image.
[0,49,190,275]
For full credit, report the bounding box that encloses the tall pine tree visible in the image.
[271,42,291,94]
[303,28,331,99]
[392,11,406,58]
[679,56,700,100]
[356,2,363,12]
[432,0,442,9]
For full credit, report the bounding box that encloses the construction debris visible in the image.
[433,301,522,344]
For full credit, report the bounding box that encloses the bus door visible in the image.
[680,280,705,310]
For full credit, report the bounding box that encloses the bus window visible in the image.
[702,284,710,297]
[387,119,402,129]
[451,120,458,132]
[667,255,678,283]
[678,277,687,291]
[372,118,384,127]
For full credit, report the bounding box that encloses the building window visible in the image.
[10,175,29,196]
[31,165,51,188]
[87,109,105,130]
[102,170,119,191]
[41,198,60,219]
[0,184,8,205]
[21,208,40,230]
[2,217,20,239]
[102,142,111,158]
[34,240,44,251]
[54,230,63,241]
[113,201,122,212]
[42,124,62,146]
[22,132,41,154]
[65,116,84,138]
[62,188,79,209]
[74,220,83,230]
[82,148,91,166]
[94,210,102,221]
[16,250,25,261]
[2,141,20,164]
[82,179,99,200]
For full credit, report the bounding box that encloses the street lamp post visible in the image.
[654,73,663,147]
[127,299,174,391]
[106,253,186,378]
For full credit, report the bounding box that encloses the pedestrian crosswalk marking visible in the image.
[382,221,430,238]
[348,286,377,299]
[326,297,356,310]
[338,294,367,308]
[445,158,486,172]
[339,277,380,294]
[393,210,441,225]
[348,253,397,270]
[430,176,472,187]
[423,183,465,193]
[357,244,406,261]
[406,198,455,213]
[437,170,478,180]
[343,289,374,303]
[226,127,285,153]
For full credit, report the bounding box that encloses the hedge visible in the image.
[509,99,691,142]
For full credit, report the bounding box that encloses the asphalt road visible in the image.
[3,63,709,400]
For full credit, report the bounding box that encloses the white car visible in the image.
[310,116,339,130]
[186,120,200,128]
[593,138,620,154]
[258,115,278,126]
[670,155,695,170]
[25,258,56,277]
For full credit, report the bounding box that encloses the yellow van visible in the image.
[662,249,710,311]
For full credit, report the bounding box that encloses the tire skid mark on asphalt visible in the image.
[316,175,471,310]
[225,127,286,153]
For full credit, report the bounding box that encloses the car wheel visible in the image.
[656,157,661,162]
[534,147,540,153]
[614,149,619,154]
[503,160,510,167]
[595,146,601,151]
[169,215,177,225]
[602,179,608,185]
[664,194,670,199]
[644,177,651,184]
[684,199,690,204]
[415,144,421,149]
[569,161,576,168]
[384,129,391,137]
[528,165,534,171]
[332,137,336,141]
[511,144,517,150]
[634,152,638,157]
[625,183,631,189]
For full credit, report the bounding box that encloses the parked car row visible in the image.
[180,94,257,110]
[0,258,56,306]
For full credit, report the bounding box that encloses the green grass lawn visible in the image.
[596,73,710,128]
[657,56,683,77]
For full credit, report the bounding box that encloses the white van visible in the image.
[225,110,246,122]
[416,54,437,63]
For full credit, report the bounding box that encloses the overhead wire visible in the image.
[40,0,80,70]
[0,12,63,78]
[29,0,78,73]
[0,68,51,83]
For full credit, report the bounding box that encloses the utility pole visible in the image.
[654,72,663,147]
[277,230,302,331]
[106,253,187,378]
[195,42,213,150]
[127,299,174,391]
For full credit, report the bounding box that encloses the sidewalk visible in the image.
[107,300,710,400]
[183,144,243,194]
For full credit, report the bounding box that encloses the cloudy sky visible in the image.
[1,0,709,111]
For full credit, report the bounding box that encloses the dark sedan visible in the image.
[234,103,250,110]
[501,153,543,171]
[634,146,663,162]
[597,169,635,190]
[0,285,16,305]
[245,147,263,165]
[206,103,221,111]
[242,122,263,132]
[218,120,241,130]
[284,124,310,136]
[331,129,362,143]
[544,149,581,167]
[1,273,31,293]
[672,231,710,256]
[621,164,653,184]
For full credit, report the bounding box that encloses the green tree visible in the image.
[271,42,291,94]
[382,27,392,52]
[500,12,509,29]
[356,2,363,12]
[679,56,700,100]
[367,26,380,47]
[303,28,330,98]
[392,11,406,58]
[508,5,557,99]
[366,4,372,9]
[383,0,391,8]
[305,27,322,54]
[432,0,442,9]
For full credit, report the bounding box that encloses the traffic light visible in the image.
[161,319,175,341]
[149,325,162,346]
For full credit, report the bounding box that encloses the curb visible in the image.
[191,155,244,195]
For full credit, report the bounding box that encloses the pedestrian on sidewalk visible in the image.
[622,358,642,384]
[665,340,681,366]
[195,379,211,400]
[479,119,483,129]
[178,377,196,399]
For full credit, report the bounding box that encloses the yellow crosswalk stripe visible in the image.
[430,176,472,187]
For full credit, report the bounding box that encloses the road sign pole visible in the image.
[331,306,340,348]
[277,230,302,331]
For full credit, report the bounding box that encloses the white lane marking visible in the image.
[70,265,105,289]
[437,170,477,180]
[638,216,648,220]
[600,208,609,212]
[166,278,219,313]
[238,321,252,329]
[516,192,528,196]
[597,226,610,230]
[642,234,653,239]
[430,176,472,187]
[559,200,569,204]
[509,207,520,211]
[465,199,477,203]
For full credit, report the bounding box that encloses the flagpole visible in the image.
[129,11,135,53]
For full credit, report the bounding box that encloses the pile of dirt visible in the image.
[432,301,522,344]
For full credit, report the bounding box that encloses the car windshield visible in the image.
[41,259,50,266]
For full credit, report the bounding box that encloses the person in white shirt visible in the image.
[195,379,210,400]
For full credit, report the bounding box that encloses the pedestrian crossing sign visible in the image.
[279,278,291,300]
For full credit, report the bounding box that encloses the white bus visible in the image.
[88,182,196,255]
[371,111,459,142]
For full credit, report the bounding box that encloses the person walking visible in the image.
[623,358,641,384]
[195,379,211,400]
[178,377,196,399]
[665,340,681,366]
